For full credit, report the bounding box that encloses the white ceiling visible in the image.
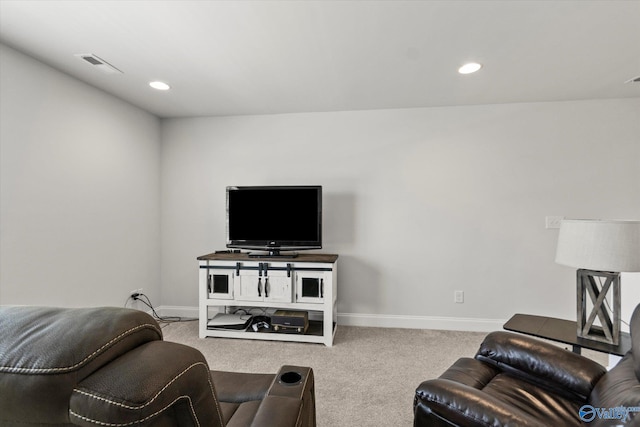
[1,0,639,118]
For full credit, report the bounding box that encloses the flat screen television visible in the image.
[226,185,322,256]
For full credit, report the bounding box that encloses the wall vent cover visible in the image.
[74,54,123,74]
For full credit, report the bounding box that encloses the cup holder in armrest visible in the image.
[269,366,314,399]
[279,371,302,386]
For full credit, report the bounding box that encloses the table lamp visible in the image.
[555,219,640,345]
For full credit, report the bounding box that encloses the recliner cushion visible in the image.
[210,370,275,403]
[0,306,162,426]
[418,357,583,426]
[589,353,640,427]
[70,341,224,427]
[631,303,640,380]
[476,331,606,401]
[222,400,262,427]
[438,357,500,389]
[482,373,582,426]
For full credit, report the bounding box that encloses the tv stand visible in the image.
[198,252,338,346]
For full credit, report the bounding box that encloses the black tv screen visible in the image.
[226,186,322,254]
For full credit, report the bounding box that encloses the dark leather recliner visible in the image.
[414,304,640,427]
[0,306,316,427]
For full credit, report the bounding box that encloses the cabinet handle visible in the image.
[257,278,262,297]
[320,278,324,298]
[265,278,269,298]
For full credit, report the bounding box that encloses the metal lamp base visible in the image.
[577,269,620,345]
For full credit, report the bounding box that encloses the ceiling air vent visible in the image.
[74,54,123,74]
[624,75,640,84]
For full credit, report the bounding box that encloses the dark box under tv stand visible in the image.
[198,252,338,346]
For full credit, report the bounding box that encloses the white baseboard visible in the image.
[156,306,505,332]
[156,305,199,319]
[337,312,505,332]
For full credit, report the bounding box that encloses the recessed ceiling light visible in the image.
[149,81,170,90]
[458,62,482,74]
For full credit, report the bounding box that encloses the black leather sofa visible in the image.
[414,304,640,427]
[0,306,316,427]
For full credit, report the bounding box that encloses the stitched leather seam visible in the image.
[204,364,224,426]
[69,395,200,427]
[0,323,162,374]
[300,373,310,400]
[295,400,304,427]
[74,362,206,410]
[73,361,223,427]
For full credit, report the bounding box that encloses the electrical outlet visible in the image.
[545,216,564,229]
[130,288,143,299]
[454,290,464,304]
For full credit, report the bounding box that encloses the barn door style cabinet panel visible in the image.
[198,253,338,346]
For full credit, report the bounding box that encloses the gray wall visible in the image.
[2,41,638,330]
[0,44,161,307]
[160,100,640,328]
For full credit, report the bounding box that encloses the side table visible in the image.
[504,313,631,357]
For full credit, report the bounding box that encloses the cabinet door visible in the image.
[235,271,293,303]
[264,271,293,303]
[235,273,264,302]
[206,270,234,300]
[295,271,326,303]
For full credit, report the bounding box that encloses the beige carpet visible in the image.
[161,321,608,427]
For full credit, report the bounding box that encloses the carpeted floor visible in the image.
[161,320,608,427]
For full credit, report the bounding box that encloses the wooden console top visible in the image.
[197,252,338,263]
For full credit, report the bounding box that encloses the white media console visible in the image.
[198,252,338,346]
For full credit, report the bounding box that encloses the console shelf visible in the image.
[198,253,338,346]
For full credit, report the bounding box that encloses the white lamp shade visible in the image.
[556,219,640,272]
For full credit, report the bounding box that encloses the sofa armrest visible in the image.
[69,341,224,427]
[475,331,607,401]
[250,396,304,427]
[415,378,540,427]
[258,365,316,427]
